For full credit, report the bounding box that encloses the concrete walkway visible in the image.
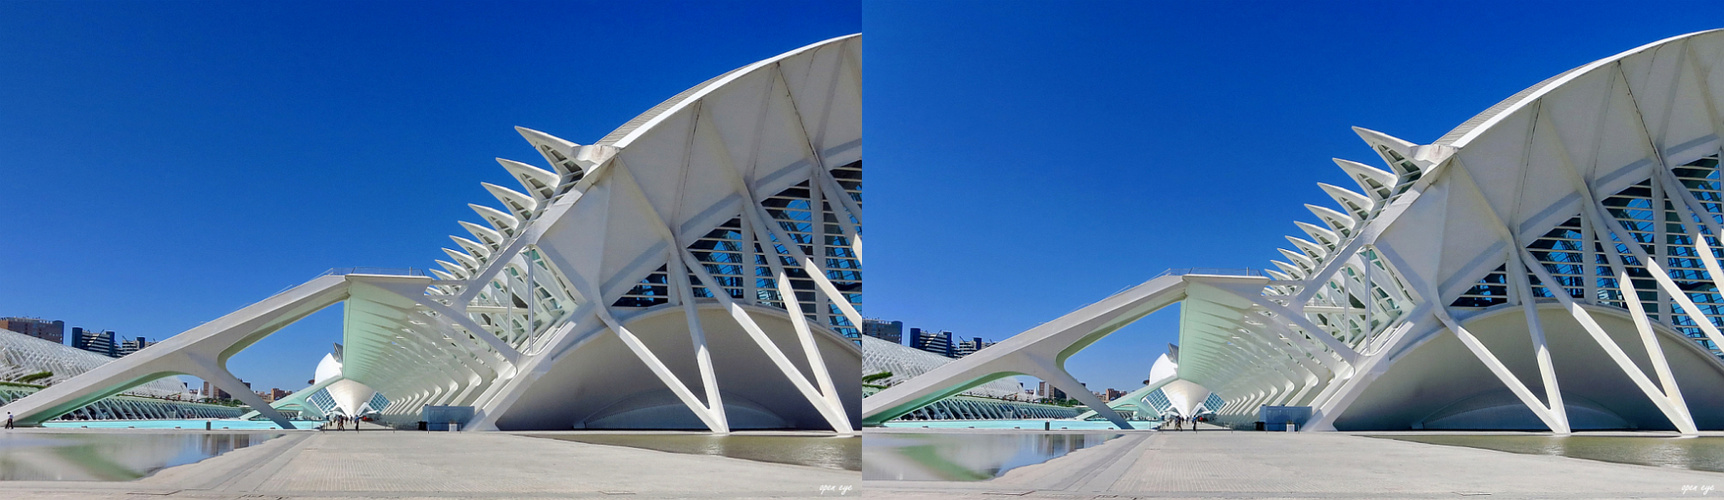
[866,429,1724,499]
[4,429,857,499]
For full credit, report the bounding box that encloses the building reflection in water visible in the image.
[863,432,1121,481]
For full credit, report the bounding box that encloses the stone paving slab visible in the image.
[3,430,859,499]
[866,430,1724,499]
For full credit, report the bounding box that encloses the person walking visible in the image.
[5,412,13,429]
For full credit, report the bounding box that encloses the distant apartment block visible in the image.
[71,327,117,357]
[861,318,903,344]
[0,317,65,344]
[909,328,952,358]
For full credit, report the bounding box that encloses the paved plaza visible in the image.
[867,427,1724,499]
[2,428,858,499]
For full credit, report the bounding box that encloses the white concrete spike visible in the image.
[443,248,480,271]
[496,158,560,200]
[458,221,504,248]
[469,204,518,236]
[1317,182,1375,220]
[1293,221,1340,249]
[1333,158,1397,201]
[434,260,469,279]
[1286,236,1327,261]
[1306,204,1356,235]
[515,126,585,180]
[1279,248,1316,271]
[450,235,491,259]
[482,182,539,221]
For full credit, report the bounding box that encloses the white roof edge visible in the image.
[605,33,860,149]
[1445,29,1724,149]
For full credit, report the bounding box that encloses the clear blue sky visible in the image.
[862,1,1724,394]
[6,0,1724,400]
[0,1,858,392]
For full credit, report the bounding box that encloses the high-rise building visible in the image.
[0,317,65,344]
[270,388,290,401]
[953,337,995,358]
[861,319,903,344]
[1036,381,1066,401]
[201,381,230,401]
[1105,388,1126,402]
[117,337,151,357]
[71,327,117,357]
[909,328,952,358]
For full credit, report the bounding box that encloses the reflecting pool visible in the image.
[43,419,322,430]
[880,419,1145,430]
[0,432,281,480]
[864,432,1122,481]
[525,433,860,471]
[1377,434,1724,473]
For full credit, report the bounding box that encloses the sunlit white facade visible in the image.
[869,30,1724,433]
[0,34,862,432]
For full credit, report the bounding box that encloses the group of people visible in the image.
[1161,414,1199,431]
[326,413,361,431]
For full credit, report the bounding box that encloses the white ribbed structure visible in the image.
[0,34,862,432]
[870,30,1724,433]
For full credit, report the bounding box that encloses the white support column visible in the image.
[1507,242,1571,433]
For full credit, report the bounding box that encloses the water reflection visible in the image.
[0,432,280,481]
[525,433,859,471]
[1378,435,1724,472]
[863,432,1122,481]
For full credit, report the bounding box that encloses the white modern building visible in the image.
[867,29,1724,433]
[1,34,862,432]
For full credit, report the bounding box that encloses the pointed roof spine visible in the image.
[1292,221,1339,250]
[1333,159,1397,201]
[1286,236,1327,261]
[435,259,468,278]
[515,126,587,181]
[450,235,491,259]
[1353,127,1426,181]
[441,249,479,272]
[1306,204,1356,236]
[482,182,539,221]
[496,158,559,201]
[470,204,519,236]
[1279,248,1316,271]
[1317,183,1374,221]
[458,221,504,249]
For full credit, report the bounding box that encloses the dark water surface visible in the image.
[526,433,860,471]
[0,432,281,480]
[863,432,1123,481]
[1378,434,1724,473]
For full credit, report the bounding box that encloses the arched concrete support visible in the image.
[864,273,1230,427]
[0,275,352,427]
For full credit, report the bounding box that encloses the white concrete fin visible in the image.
[1333,158,1397,201]
[450,236,491,259]
[470,204,519,236]
[1293,221,1340,249]
[1306,204,1357,235]
[1287,236,1328,261]
[443,248,480,271]
[515,126,586,180]
[496,158,560,200]
[458,221,504,249]
[481,183,539,221]
[1317,183,1375,220]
